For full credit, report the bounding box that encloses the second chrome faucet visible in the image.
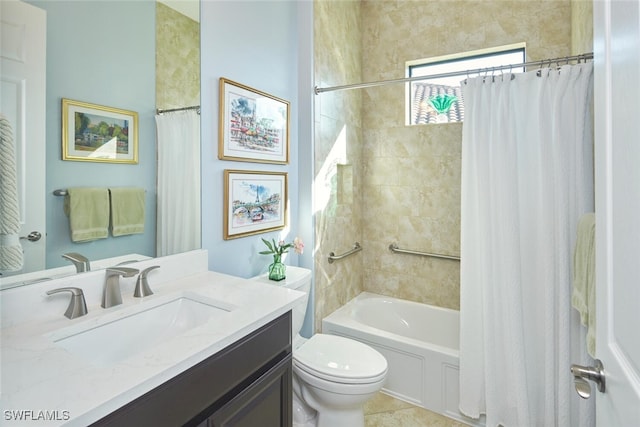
[62,252,90,273]
[102,267,139,308]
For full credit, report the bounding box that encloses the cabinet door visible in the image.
[208,355,292,427]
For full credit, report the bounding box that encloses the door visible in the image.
[0,0,46,275]
[593,0,640,425]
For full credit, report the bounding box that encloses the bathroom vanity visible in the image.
[93,312,292,426]
[0,250,302,426]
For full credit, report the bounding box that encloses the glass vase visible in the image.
[268,254,286,281]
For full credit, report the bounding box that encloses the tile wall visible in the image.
[313,0,364,331]
[156,2,200,110]
[314,0,590,325]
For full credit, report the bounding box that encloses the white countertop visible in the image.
[0,252,304,426]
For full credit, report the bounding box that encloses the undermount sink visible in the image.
[47,293,234,366]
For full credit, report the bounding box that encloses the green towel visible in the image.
[63,188,110,242]
[110,187,145,236]
[571,213,596,357]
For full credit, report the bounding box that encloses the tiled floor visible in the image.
[364,393,470,427]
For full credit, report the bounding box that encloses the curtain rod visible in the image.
[314,52,594,95]
[156,105,200,115]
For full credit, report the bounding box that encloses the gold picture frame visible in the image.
[223,170,288,240]
[218,78,290,164]
[62,98,138,164]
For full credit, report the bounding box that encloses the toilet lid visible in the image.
[293,334,388,384]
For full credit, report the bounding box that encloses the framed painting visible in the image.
[218,78,290,164]
[223,170,287,240]
[62,98,138,164]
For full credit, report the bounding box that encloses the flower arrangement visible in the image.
[260,237,304,281]
[259,237,305,257]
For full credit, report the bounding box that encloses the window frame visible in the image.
[405,43,526,125]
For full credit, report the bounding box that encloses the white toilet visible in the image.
[252,266,388,427]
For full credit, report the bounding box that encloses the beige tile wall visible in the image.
[314,0,576,326]
[314,0,364,332]
[571,0,593,55]
[156,2,200,110]
[359,0,572,311]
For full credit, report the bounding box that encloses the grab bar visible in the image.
[388,243,460,261]
[328,242,362,264]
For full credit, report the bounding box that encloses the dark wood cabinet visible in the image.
[91,312,292,427]
[206,356,291,427]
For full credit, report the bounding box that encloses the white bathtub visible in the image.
[322,292,484,426]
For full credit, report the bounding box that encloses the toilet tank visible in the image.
[251,266,311,337]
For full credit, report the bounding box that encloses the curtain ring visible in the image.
[537,61,543,77]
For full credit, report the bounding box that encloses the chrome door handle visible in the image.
[570,359,606,399]
[20,231,42,242]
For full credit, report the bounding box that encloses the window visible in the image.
[407,43,525,125]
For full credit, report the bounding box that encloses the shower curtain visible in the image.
[459,62,595,426]
[155,109,201,256]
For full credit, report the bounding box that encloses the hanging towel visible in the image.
[572,212,596,357]
[0,115,24,271]
[109,187,145,236]
[63,188,110,242]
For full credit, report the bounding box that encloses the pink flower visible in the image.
[260,236,304,256]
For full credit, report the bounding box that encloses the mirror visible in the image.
[0,0,200,288]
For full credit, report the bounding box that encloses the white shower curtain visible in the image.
[459,63,595,427]
[155,109,201,256]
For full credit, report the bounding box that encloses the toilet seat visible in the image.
[293,334,388,385]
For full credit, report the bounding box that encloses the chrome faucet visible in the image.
[61,252,90,273]
[102,267,139,308]
[134,265,160,298]
[47,287,88,319]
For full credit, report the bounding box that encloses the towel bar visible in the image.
[54,188,146,196]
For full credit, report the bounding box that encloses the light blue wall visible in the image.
[201,1,314,334]
[201,0,310,277]
[28,1,157,268]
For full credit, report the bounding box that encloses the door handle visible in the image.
[20,231,42,242]
[570,359,605,399]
